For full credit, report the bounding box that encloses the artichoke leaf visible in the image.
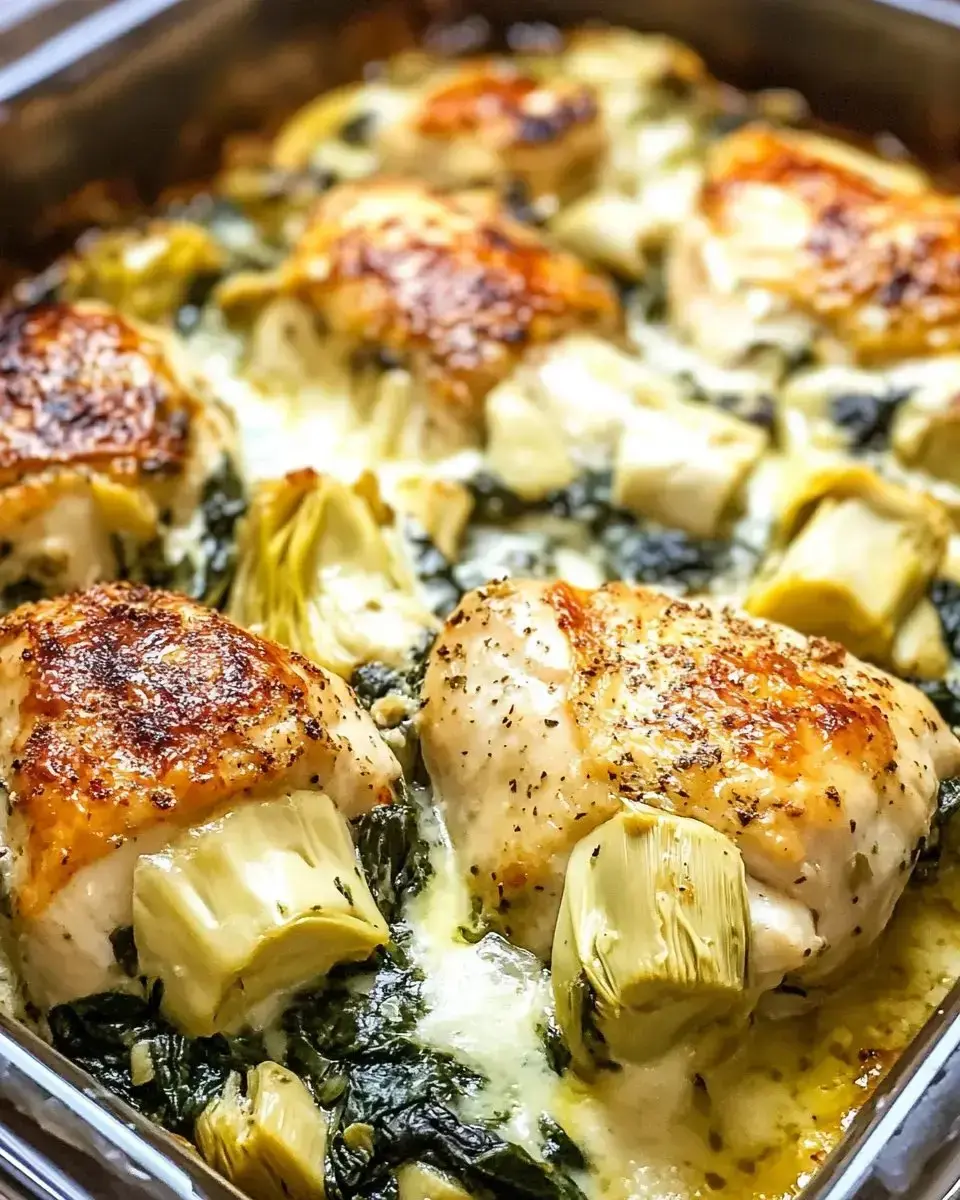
[229,469,438,678]
[272,83,372,171]
[62,221,225,323]
[612,397,766,537]
[892,371,960,487]
[748,459,949,663]
[891,597,951,681]
[773,455,949,546]
[133,791,389,1036]
[395,1163,473,1200]
[196,1062,328,1200]
[552,805,750,1074]
[389,476,474,562]
[485,381,579,501]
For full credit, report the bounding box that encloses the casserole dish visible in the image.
[3,2,960,1199]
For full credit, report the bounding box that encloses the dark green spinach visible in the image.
[464,469,733,594]
[284,948,584,1200]
[124,454,245,608]
[352,796,433,925]
[48,990,264,1136]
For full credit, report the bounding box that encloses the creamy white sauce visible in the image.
[405,804,704,1200]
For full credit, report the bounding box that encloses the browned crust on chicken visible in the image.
[416,65,599,149]
[544,581,900,853]
[0,583,395,917]
[0,304,196,487]
[421,578,958,962]
[283,180,621,426]
[700,125,960,361]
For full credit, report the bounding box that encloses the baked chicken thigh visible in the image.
[0,302,237,605]
[670,124,960,366]
[420,580,960,993]
[0,583,398,1031]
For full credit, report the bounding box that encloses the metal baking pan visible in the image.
[2,1,960,1197]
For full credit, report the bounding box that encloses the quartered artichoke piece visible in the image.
[196,1062,328,1200]
[892,364,960,488]
[552,805,750,1074]
[395,1164,473,1200]
[612,395,767,537]
[133,791,388,1035]
[229,469,438,678]
[891,596,952,680]
[485,335,685,500]
[271,82,384,180]
[388,476,474,562]
[61,221,225,323]
[746,460,949,664]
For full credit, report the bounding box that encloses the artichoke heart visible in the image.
[747,460,949,663]
[395,1163,473,1200]
[133,791,389,1036]
[552,806,750,1073]
[892,371,960,487]
[196,1062,328,1200]
[229,468,438,678]
[486,336,690,502]
[62,221,225,323]
[612,396,767,537]
[891,596,951,680]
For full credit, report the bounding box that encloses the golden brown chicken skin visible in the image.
[0,302,193,486]
[420,580,960,990]
[670,124,960,365]
[225,180,620,439]
[0,582,397,921]
[0,302,233,602]
[376,62,605,200]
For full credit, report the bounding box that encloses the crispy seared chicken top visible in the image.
[279,179,621,423]
[0,304,196,487]
[0,582,398,917]
[677,124,960,362]
[420,580,960,977]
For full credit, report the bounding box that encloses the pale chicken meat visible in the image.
[669,123,960,366]
[0,582,399,1008]
[218,179,621,449]
[375,60,606,201]
[0,302,234,603]
[419,579,960,990]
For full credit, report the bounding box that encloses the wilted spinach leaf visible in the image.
[352,796,433,924]
[284,949,584,1199]
[464,468,733,595]
[828,389,910,452]
[109,926,139,978]
[403,522,463,618]
[599,522,731,591]
[538,1115,586,1172]
[48,990,264,1136]
[124,454,245,607]
[914,675,960,728]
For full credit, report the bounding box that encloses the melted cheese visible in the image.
[406,800,960,1200]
